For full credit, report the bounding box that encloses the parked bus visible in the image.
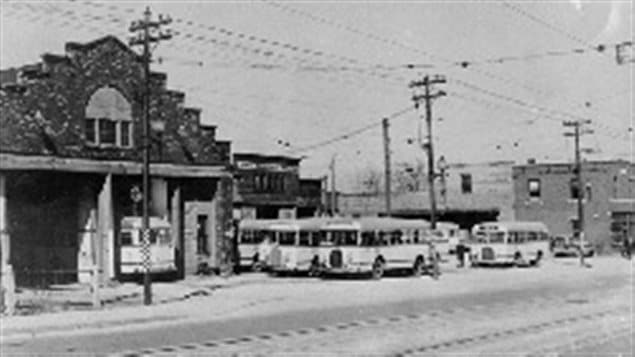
[268,217,330,276]
[237,219,281,271]
[469,221,550,266]
[321,217,434,278]
[120,216,177,276]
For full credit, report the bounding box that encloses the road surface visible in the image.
[2,257,632,356]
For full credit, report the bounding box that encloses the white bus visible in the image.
[321,217,435,279]
[469,221,550,266]
[237,219,282,271]
[119,216,177,276]
[268,217,330,276]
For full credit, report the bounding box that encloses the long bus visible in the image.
[268,217,330,276]
[119,216,177,276]
[469,221,550,266]
[321,217,434,279]
[237,219,282,271]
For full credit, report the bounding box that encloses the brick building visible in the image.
[0,36,234,285]
[338,160,513,228]
[513,160,634,252]
[233,153,323,220]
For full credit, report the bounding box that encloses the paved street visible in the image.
[2,257,632,356]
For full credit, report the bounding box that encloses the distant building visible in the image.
[232,153,323,219]
[338,160,514,229]
[0,36,234,285]
[512,160,634,252]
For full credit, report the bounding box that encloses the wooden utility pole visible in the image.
[382,118,392,216]
[129,7,172,305]
[563,119,593,267]
[410,75,446,229]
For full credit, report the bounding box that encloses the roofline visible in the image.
[513,159,632,169]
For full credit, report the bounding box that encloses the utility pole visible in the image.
[410,75,446,229]
[329,155,337,216]
[129,7,172,305]
[382,118,392,216]
[563,119,593,267]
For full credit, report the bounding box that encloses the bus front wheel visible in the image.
[530,250,543,267]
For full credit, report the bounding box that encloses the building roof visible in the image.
[233,152,303,165]
[514,159,632,170]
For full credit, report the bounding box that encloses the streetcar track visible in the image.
[110,290,628,357]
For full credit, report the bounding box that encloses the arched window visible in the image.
[85,87,133,148]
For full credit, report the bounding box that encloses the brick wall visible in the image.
[0,36,230,166]
[513,161,634,252]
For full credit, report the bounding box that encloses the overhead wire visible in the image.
[291,106,415,154]
[259,0,631,139]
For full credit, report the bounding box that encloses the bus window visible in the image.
[413,230,420,244]
[278,232,296,246]
[149,230,158,244]
[157,228,171,244]
[121,231,134,246]
[390,230,403,245]
[527,232,538,242]
[361,231,375,246]
[299,231,311,246]
[489,232,505,243]
[333,231,357,246]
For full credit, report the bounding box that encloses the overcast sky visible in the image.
[1,1,632,191]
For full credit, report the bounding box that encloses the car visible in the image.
[551,235,594,257]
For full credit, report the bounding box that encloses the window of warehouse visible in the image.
[528,178,541,198]
[460,173,472,194]
[85,86,133,148]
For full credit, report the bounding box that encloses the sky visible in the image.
[1,0,633,191]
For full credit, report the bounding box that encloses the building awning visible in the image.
[0,153,232,178]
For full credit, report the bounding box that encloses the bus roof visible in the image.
[322,217,430,231]
[238,219,288,230]
[474,221,548,232]
[269,217,333,231]
[121,216,171,229]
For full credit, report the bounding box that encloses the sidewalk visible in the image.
[0,272,274,341]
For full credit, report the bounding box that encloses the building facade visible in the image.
[232,153,322,219]
[338,160,513,228]
[513,160,634,252]
[0,36,234,286]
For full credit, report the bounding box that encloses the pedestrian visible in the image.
[456,241,465,268]
[623,232,631,260]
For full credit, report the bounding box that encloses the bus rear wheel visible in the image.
[372,259,385,279]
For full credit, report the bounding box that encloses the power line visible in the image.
[292,106,415,154]
[500,1,612,61]
[448,78,629,140]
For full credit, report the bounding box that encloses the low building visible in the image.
[338,160,513,229]
[512,160,634,252]
[0,36,234,286]
[232,153,323,219]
